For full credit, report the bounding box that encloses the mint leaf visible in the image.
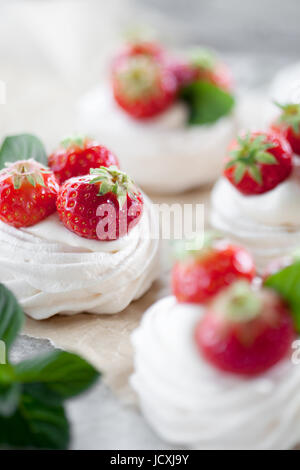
[15,350,100,400]
[0,382,21,417]
[0,285,101,449]
[0,134,47,170]
[264,260,300,332]
[180,80,235,125]
[0,393,69,450]
[0,284,24,354]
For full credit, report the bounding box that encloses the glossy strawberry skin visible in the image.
[271,122,300,156]
[172,243,255,304]
[224,132,293,195]
[195,289,295,376]
[56,175,144,241]
[49,141,119,185]
[0,171,59,228]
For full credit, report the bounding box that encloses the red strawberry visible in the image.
[112,50,177,119]
[271,103,300,156]
[56,165,143,241]
[195,281,295,376]
[170,48,233,92]
[224,131,293,195]
[172,235,255,304]
[48,136,119,184]
[0,159,59,228]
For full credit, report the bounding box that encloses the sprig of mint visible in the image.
[0,283,100,449]
[0,134,48,170]
[264,260,300,332]
[180,80,235,126]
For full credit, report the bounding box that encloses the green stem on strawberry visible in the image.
[4,160,51,190]
[189,47,217,71]
[226,133,277,184]
[275,102,300,135]
[89,166,139,208]
[60,135,88,150]
[219,281,262,323]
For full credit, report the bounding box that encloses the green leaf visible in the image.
[15,350,100,400]
[99,180,112,195]
[255,151,277,164]
[0,392,70,449]
[0,285,100,450]
[0,382,21,417]
[0,284,24,353]
[13,175,22,190]
[248,165,262,185]
[264,260,300,332]
[0,134,47,170]
[117,193,127,208]
[26,174,36,187]
[172,231,221,261]
[275,102,300,136]
[225,159,236,170]
[189,47,216,70]
[180,80,235,126]
[250,135,266,147]
[60,135,86,149]
[34,173,45,187]
[234,162,247,183]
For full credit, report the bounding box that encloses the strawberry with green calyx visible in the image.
[171,233,255,304]
[89,165,140,208]
[49,135,119,184]
[271,102,300,156]
[0,159,59,228]
[112,49,177,119]
[224,131,293,195]
[195,281,295,376]
[56,166,143,241]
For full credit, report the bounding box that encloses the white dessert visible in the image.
[77,84,236,194]
[210,163,300,271]
[0,195,159,320]
[131,295,300,450]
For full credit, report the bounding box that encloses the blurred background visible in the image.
[0,0,299,149]
[1,0,300,449]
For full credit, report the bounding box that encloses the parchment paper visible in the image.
[23,188,211,402]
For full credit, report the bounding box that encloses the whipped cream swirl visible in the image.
[210,167,300,271]
[77,84,236,193]
[0,195,159,319]
[131,296,300,450]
